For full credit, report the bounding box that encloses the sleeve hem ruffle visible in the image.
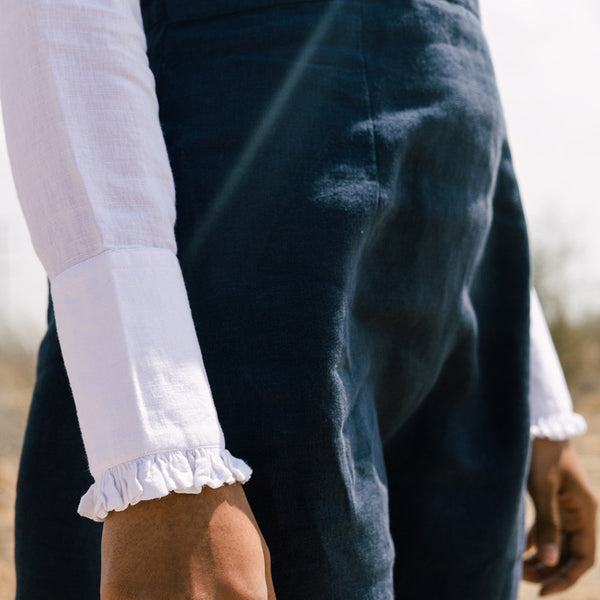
[78,447,253,522]
[530,412,588,441]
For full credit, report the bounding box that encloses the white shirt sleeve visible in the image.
[0,0,251,522]
[529,289,587,440]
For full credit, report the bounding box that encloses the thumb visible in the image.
[533,485,561,567]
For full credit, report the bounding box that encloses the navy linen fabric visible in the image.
[15,0,531,598]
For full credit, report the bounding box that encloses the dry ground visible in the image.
[1,354,598,599]
[0,352,33,600]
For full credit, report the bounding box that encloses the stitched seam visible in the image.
[50,245,175,285]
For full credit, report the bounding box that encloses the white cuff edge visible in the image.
[530,412,588,441]
[78,447,252,522]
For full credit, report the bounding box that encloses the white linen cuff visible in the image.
[530,412,588,441]
[78,446,252,522]
[50,246,252,519]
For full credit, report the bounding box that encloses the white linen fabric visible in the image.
[0,0,586,522]
[529,289,587,439]
[0,0,252,522]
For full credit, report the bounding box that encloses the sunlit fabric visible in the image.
[0,0,586,597]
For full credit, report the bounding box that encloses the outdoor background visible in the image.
[1,0,599,598]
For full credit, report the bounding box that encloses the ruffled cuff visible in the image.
[78,447,253,522]
[530,412,588,441]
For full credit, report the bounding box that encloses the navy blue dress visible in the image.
[15,1,530,598]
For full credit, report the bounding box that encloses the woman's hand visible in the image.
[101,483,276,600]
[523,438,597,596]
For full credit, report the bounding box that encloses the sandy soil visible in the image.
[1,356,598,599]
[0,353,33,600]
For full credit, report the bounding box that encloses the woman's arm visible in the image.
[0,0,250,520]
[525,289,596,595]
[0,1,273,597]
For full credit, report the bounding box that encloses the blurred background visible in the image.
[1,0,599,598]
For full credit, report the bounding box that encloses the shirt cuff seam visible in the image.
[50,245,175,284]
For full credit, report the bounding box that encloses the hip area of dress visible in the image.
[146,0,482,25]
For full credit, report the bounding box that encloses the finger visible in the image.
[539,555,592,597]
[565,527,596,574]
[522,561,544,583]
[531,493,561,566]
[559,490,597,565]
[522,558,557,584]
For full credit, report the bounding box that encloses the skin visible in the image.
[101,439,597,598]
[101,483,276,600]
[524,438,598,596]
